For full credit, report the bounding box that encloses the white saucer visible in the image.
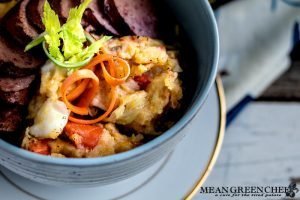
[0,78,225,200]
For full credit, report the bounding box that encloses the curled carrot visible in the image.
[66,79,90,101]
[69,86,117,124]
[60,69,99,115]
[60,53,130,124]
[101,58,130,86]
[84,54,114,70]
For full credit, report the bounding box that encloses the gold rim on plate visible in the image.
[184,75,226,200]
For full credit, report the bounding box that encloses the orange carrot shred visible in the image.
[69,86,117,124]
[60,69,99,115]
[66,79,90,101]
[60,54,130,124]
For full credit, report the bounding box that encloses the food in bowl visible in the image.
[0,0,218,186]
[0,0,183,158]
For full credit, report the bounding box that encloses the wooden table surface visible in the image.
[200,102,300,200]
[198,61,300,199]
[260,62,300,101]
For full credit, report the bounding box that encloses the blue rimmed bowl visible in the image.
[0,0,219,186]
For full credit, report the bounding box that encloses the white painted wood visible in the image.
[217,0,300,110]
[196,102,300,199]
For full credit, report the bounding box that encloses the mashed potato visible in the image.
[23,36,183,157]
[104,36,183,134]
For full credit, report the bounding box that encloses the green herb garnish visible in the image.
[25,0,111,69]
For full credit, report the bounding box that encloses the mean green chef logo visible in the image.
[286,183,299,198]
[199,183,298,198]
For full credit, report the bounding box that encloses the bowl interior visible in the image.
[0,0,218,166]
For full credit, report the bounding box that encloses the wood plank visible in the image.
[196,102,300,199]
[259,62,300,101]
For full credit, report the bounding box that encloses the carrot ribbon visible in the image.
[60,54,130,124]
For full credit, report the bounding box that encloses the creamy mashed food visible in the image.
[22,36,183,158]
